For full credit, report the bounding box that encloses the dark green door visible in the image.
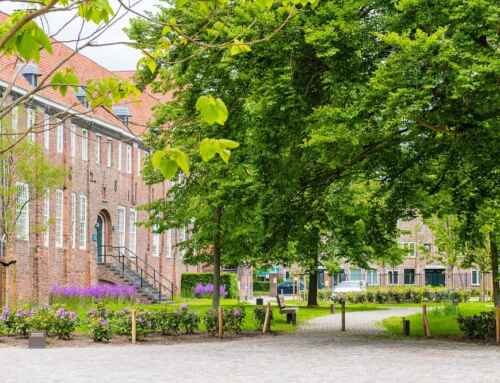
[425,269,445,286]
[96,216,104,263]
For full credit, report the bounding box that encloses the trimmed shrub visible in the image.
[332,287,474,305]
[253,281,270,293]
[458,311,495,340]
[181,272,238,298]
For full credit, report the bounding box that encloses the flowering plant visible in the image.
[203,309,218,336]
[89,319,113,343]
[224,306,246,335]
[52,307,78,339]
[193,283,227,298]
[13,309,33,338]
[254,306,273,331]
[51,284,136,304]
[149,309,180,335]
[178,305,199,334]
[30,305,56,335]
[110,308,147,340]
[0,307,16,335]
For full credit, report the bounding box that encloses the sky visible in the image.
[0,0,161,70]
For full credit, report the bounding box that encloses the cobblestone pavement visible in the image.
[1,307,500,383]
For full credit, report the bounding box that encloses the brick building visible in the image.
[0,12,203,306]
[333,217,490,291]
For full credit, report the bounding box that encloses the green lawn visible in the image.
[62,297,388,334]
[382,302,494,338]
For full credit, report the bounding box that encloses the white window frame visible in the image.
[117,142,122,171]
[79,194,87,250]
[56,122,64,154]
[151,226,160,257]
[55,189,64,248]
[107,140,113,167]
[43,192,50,247]
[27,107,35,141]
[71,192,77,249]
[116,206,126,249]
[11,106,18,132]
[401,241,417,257]
[129,209,137,255]
[95,134,101,164]
[166,229,173,258]
[70,124,76,157]
[81,129,88,161]
[136,145,141,176]
[471,270,480,286]
[43,113,50,151]
[16,182,29,241]
[126,144,132,174]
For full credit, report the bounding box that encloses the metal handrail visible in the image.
[98,245,175,301]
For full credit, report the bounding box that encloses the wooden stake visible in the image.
[131,309,137,344]
[218,307,224,339]
[495,306,500,345]
[262,302,271,334]
[422,304,431,337]
[330,303,335,314]
[341,301,346,331]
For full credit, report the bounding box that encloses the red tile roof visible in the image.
[0,11,170,138]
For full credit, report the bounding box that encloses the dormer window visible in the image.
[112,105,132,126]
[75,87,89,108]
[20,63,40,87]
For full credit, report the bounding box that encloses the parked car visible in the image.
[277,280,304,295]
[331,280,366,299]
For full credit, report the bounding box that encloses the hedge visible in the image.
[331,286,481,304]
[253,281,270,293]
[181,272,238,298]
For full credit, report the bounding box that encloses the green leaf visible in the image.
[195,95,228,125]
[199,138,218,161]
[218,139,240,149]
[229,40,252,56]
[167,147,190,175]
[151,151,178,179]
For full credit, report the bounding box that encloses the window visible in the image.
[11,106,18,132]
[367,270,378,286]
[117,142,122,171]
[166,229,173,258]
[55,189,63,248]
[151,226,160,257]
[56,122,64,153]
[388,270,399,285]
[27,107,35,141]
[472,270,480,286]
[70,124,76,157]
[107,140,113,167]
[95,135,101,164]
[79,194,87,249]
[16,183,29,240]
[129,209,137,254]
[43,193,50,247]
[401,242,416,257]
[404,268,415,285]
[43,113,50,151]
[71,193,77,249]
[116,207,126,249]
[81,129,88,161]
[126,144,132,174]
[136,147,141,176]
[350,268,362,281]
[178,227,188,258]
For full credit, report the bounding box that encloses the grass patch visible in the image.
[62,298,389,335]
[382,302,494,338]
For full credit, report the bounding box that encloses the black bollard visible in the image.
[402,318,410,336]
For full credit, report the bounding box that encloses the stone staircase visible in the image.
[97,246,174,304]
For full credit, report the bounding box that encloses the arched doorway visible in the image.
[95,210,112,264]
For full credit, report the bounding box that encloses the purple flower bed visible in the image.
[51,284,136,301]
[193,283,227,298]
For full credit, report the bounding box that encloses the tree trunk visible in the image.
[212,206,223,309]
[307,268,318,307]
[490,231,499,306]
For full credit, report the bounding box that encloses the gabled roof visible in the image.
[0,11,171,138]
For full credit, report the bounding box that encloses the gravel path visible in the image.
[1,307,500,383]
